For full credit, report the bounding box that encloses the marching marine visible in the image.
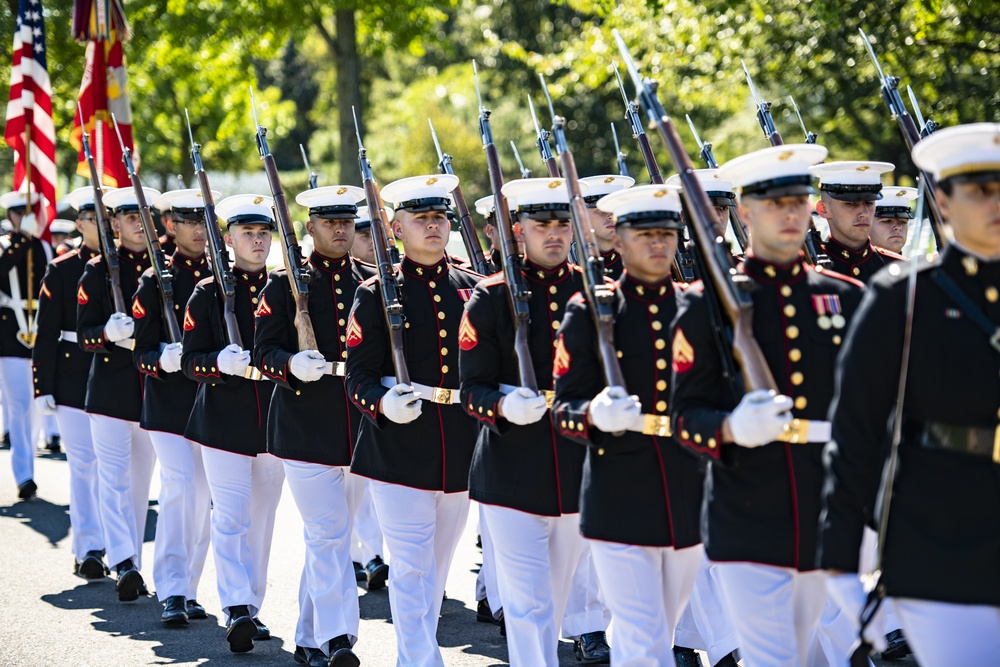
[870,186,918,255]
[579,175,634,280]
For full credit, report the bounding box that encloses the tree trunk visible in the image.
[335,9,362,185]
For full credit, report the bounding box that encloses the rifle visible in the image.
[111,114,182,344]
[686,114,749,252]
[614,30,778,394]
[527,95,560,178]
[510,141,532,179]
[249,87,318,352]
[353,107,410,386]
[859,29,944,249]
[906,85,939,138]
[428,118,490,275]
[185,110,241,349]
[300,143,319,189]
[544,93,628,390]
[611,123,629,178]
[474,61,538,392]
[788,96,818,144]
[78,104,127,315]
[741,62,832,269]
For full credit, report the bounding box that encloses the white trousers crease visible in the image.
[674,554,739,665]
[2,357,34,485]
[147,430,211,601]
[345,470,384,565]
[284,461,359,653]
[561,541,611,639]
[369,481,470,667]
[201,448,284,620]
[590,540,702,667]
[56,406,103,559]
[89,414,155,569]
[483,505,585,667]
[893,597,1000,667]
[475,502,502,616]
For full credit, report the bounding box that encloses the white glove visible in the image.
[727,389,794,447]
[381,383,423,424]
[158,342,183,374]
[18,212,38,237]
[217,344,251,377]
[289,349,326,383]
[825,573,888,653]
[500,387,549,426]
[588,385,642,433]
[34,395,56,415]
[104,312,134,342]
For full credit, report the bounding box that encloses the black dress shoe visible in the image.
[161,595,189,625]
[252,616,271,640]
[1,431,10,449]
[713,652,739,667]
[476,598,499,624]
[226,614,256,653]
[673,646,705,667]
[326,635,360,667]
[353,561,365,583]
[46,435,61,453]
[115,560,144,602]
[293,645,311,664]
[17,479,37,500]
[498,609,505,638]
[185,599,207,619]
[574,631,611,664]
[300,647,328,666]
[76,551,108,579]
[881,628,912,660]
[365,556,389,591]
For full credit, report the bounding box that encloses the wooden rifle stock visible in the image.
[80,130,128,315]
[615,31,777,392]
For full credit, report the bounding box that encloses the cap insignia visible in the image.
[425,177,439,185]
[253,196,264,205]
[548,180,562,189]
[778,151,794,161]
[603,177,615,184]
[336,187,348,195]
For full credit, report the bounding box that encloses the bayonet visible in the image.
[611,123,629,178]
[788,96,817,144]
[510,141,531,179]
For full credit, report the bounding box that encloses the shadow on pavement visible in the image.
[0,496,70,547]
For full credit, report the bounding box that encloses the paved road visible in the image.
[0,446,917,666]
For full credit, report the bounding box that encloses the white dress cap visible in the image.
[379,174,459,212]
[102,187,162,214]
[596,184,684,229]
[65,186,107,212]
[0,190,41,210]
[809,161,894,201]
[875,186,919,219]
[718,144,827,199]
[666,169,735,203]
[155,188,222,219]
[579,175,635,206]
[215,194,276,228]
[295,185,366,218]
[911,122,1000,182]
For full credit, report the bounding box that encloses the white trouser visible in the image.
[858,527,902,631]
[1,357,34,485]
[893,597,1000,666]
[715,562,827,667]
[674,554,739,665]
[483,505,585,667]
[148,431,211,601]
[345,471,384,565]
[43,412,58,438]
[284,461,359,654]
[475,503,502,617]
[369,481,470,667]
[562,543,611,639]
[90,414,155,569]
[590,540,702,667]
[56,406,103,560]
[201,448,284,621]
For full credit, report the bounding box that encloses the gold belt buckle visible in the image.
[779,418,809,444]
[642,414,672,437]
[993,424,1000,464]
[430,387,454,404]
[244,366,264,381]
[543,390,555,409]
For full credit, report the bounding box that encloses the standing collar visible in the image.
[523,259,571,284]
[171,251,208,271]
[309,251,352,273]
[741,252,807,284]
[826,235,874,264]
[400,255,450,281]
[119,247,148,263]
[234,266,268,283]
[619,270,674,300]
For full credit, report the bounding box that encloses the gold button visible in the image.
[339,319,346,326]
[652,321,662,330]
[681,430,690,440]
[335,288,342,295]
[795,396,808,410]
[338,303,345,310]
[708,438,717,449]
[103,357,109,362]
[786,325,799,339]
[852,267,861,276]
[656,358,667,370]
[597,448,605,456]
[833,335,842,345]
[434,295,441,302]
[656,400,667,412]
[442,365,449,373]
[656,379,667,391]
[340,335,346,342]
[783,304,796,317]
[655,339,666,350]
[64,352,70,358]
[441,347,448,356]
[649,304,659,314]
[552,321,560,329]
[439,329,447,338]
[617,350,623,358]
[438,311,445,320]
[252,297,259,304]
[175,304,180,310]
[694,433,702,443]
[987,287,999,303]
[550,302,558,312]
[334,274,341,281]
[791,372,804,385]
[487,409,493,417]
[194,271,201,277]
[340,351,346,358]
[250,286,257,293]
[429,281,437,288]
[295,390,301,396]
[781,286,792,297]
[789,348,802,362]
[569,420,575,430]
[577,422,584,431]
[549,286,557,294]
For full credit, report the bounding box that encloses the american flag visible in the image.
[3,0,56,241]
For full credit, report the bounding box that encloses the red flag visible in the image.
[3,0,57,242]
[69,0,135,187]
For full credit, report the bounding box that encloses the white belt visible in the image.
[59,330,78,343]
[498,383,556,409]
[381,376,462,405]
[324,361,346,377]
[0,295,37,310]
[776,418,831,444]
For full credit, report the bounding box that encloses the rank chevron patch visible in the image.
[458,312,478,351]
[346,314,364,347]
[672,327,695,373]
[183,308,196,331]
[254,294,272,317]
[553,333,571,377]
[131,298,146,319]
[76,284,88,305]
